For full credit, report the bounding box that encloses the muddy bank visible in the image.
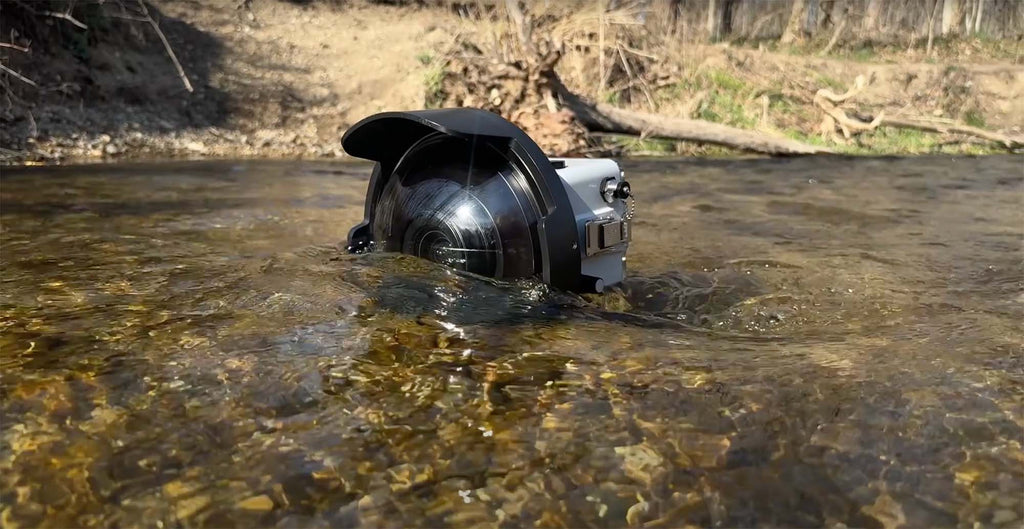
[1,0,1022,164]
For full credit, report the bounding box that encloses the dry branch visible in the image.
[135,0,193,93]
[0,42,31,53]
[504,0,535,55]
[748,10,783,40]
[813,74,1022,148]
[42,10,89,30]
[813,75,881,139]
[878,116,1023,148]
[0,63,38,87]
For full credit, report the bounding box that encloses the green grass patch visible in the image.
[706,69,746,93]
[768,96,793,113]
[603,90,622,105]
[665,68,747,95]
[849,46,877,62]
[699,91,756,128]
[655,68,755,128]
[871,128,934,152]
[415,51,434,66]
[963,108,986,128]
[814,73,845,91]
[783,129,833,148]
[423,64,446,109]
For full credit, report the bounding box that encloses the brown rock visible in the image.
[236,494,275,511]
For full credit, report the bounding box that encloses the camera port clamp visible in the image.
[584,218,631,257]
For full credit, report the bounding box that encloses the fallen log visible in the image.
[548,75,833,155]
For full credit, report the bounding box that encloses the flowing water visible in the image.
[1,156,1021,528]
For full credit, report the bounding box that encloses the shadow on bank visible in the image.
[0,1,228,161]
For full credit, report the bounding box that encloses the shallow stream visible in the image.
[1,156,1021,527]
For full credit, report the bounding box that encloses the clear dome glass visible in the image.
[370,135,539,279]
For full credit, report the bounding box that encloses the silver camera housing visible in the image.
[553,158,631,292]
[343,109,633,293]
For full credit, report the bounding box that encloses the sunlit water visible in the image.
[1,156,1021,528]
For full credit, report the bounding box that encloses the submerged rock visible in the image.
[614,443,667,488]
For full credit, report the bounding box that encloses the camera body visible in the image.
[550,157,631,292]
[343,108,632,293]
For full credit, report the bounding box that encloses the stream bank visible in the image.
[2,1,1021,164]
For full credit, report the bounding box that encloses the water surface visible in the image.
[2,156,1021,527]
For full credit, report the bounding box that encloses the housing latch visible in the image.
[585,218,631,256]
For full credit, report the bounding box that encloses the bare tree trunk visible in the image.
[780,0,807,44]
[598,0,605,91]
[721,0,736,36]
[706,0,718,40]
[818,14,846,55]
[927,0,942,53]
[564,96,832,153]
[804,0,819,36]
[941,0,959,35]
[817,0,834,32]
[973,0,984,33]
[658,0,681,35]
[863,0,882,30]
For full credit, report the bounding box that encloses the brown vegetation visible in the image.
[1,0,1021,163]
[429,0,1022,155]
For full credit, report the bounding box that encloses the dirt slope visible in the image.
[2,0,1021,163]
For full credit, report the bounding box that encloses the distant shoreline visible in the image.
[2,1,1021,165]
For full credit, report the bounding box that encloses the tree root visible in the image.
[812,74,1022,149]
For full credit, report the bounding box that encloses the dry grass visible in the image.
[441,2,1021,155]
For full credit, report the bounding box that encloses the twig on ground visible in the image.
[0,62,38,87]
[42,10,89,30]
[0,42,31,52]
[615,45,656,111]
[879,116,1022,149]
[619,44,658,61]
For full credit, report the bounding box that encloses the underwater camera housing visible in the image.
[343,108,632,293]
